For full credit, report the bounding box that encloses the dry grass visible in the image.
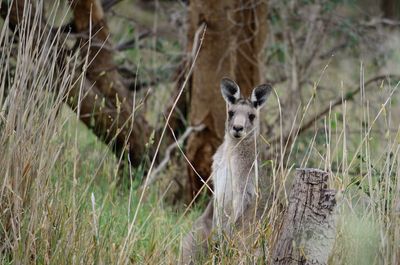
[1,1,400,265]
[0,1,195,264]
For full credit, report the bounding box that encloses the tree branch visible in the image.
[1,0,159,168]
[298,74,400,135]
[269,74,400,148]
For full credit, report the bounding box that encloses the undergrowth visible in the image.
[1,1,400,264]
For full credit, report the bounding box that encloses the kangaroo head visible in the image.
[220,78,272,140]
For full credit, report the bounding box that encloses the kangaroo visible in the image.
[181,78,272,264]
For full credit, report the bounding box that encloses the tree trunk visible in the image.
[1,0,157,168]
[185,0,236,198]
[234,0,268,94]
[272,168,337,265]
[70,0,154,166]
[381,0,400,19]
[186,0,268,199]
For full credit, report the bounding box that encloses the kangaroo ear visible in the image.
[221,78,241,105]
[251,84,272,108]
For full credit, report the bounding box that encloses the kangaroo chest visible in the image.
[212,143,257,227]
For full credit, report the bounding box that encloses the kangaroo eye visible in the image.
[228,111,235,118]
[248,114,255,121]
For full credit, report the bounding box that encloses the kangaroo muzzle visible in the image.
[230,114,246,138]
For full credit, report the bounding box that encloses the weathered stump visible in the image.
[272,168,337,265]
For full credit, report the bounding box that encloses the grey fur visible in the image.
[180,80,272,264]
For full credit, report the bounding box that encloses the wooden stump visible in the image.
[272,168,337,265]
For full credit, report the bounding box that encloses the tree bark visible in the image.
[272,168,337,265]
[381,0,400,19]
[234,0,268,95]
[1,0,156,168]
[186,0,268,199]
[185,0,236,198]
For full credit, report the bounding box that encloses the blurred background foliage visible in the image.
[1,0,400,263]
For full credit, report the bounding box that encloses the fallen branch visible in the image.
[360,17,400,27]
[145,124,205,187]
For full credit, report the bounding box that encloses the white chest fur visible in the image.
[212,139,257,231]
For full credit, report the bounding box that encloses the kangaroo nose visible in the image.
[233,125,244,132]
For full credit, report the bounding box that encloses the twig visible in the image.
[146,124,205,186]
[319,41,349,60]
[115,30,152,51]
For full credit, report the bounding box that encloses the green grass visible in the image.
[41,108,199,264]
[0,4,197,261]
[1,0,400,264]
[0,106,200,264]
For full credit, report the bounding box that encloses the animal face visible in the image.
[220,78,272,140]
